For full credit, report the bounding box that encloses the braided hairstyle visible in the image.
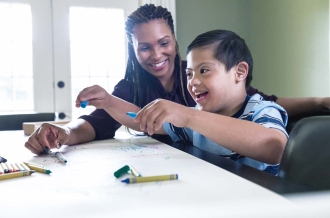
[124,4,189,107]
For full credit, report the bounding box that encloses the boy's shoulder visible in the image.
[241,94,288,125]
[246,93,286,112]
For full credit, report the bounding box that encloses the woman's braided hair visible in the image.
[124,4,189,107]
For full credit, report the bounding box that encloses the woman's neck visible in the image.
[158,72,175,92]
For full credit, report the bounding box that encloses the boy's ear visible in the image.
[235,62,248,82]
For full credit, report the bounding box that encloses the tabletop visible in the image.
[0,130,327,218]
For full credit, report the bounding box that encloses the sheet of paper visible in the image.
[1,130,295,217]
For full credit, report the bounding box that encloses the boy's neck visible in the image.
[221,92,247,117]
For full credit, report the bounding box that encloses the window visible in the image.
[0,0,138,119]
[0,3,33,112]
[69,7,125,117]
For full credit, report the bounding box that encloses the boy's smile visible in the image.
[186,48,246,116]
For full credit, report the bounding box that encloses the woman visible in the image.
[24,4,330,155]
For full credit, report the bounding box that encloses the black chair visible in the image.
[286,110,330,134]
[279,116,330,191]
[0,113,55,131]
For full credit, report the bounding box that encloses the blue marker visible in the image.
[80,100,88,108]
[126,112,137,119]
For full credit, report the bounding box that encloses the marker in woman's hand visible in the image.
[80,101,88,108]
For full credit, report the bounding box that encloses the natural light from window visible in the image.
[0,3,33,113]
[70,7,126,116]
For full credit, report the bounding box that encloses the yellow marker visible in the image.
[1,163,9,173]
[15,163,24,171]
[0,164,4,174]
[121,174,178,184]
[5,163,14,173]
[20,162,30,171]
[24,162,52,174]
[130,165,142,177]
[0,170,36,181]
[11,163,19,172]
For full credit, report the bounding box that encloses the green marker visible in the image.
[114,165,130,178]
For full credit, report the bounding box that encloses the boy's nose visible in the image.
[189,74,201,86]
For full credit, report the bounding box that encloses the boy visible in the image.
[135,30,288,175]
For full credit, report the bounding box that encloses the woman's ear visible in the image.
[235,62,248,82]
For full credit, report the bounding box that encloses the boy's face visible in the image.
[186,48,239,116]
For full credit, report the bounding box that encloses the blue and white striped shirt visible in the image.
[163,94,288,175]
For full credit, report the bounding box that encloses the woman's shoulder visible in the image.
[111,79,134,102]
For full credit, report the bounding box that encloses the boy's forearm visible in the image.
[185,110,286,164]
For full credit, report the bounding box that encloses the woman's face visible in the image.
[131,19,176,80]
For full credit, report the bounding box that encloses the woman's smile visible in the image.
[149,59,167,71]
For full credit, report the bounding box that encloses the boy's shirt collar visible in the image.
[232,95,251,118]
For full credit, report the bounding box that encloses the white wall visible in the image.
[249,0,329,98]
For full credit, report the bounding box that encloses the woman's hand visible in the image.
[24,123,71,155]
[75,85,113,109]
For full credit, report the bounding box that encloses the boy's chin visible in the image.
[195,104,202,110]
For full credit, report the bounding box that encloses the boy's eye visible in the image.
[200,68,209,74]
[186,71,192,77]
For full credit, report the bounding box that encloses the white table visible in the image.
[1,130,326,218]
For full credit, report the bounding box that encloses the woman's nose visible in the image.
[151,47,162,60]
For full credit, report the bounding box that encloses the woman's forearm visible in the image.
[276,97,330,116]
[65,119,96,145]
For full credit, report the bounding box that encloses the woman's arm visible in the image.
[76,85,144,133]
[276,97,330,116]
[248,86,330,116]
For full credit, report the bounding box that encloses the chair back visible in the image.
[0,113,55,131]
[279,116,330,191]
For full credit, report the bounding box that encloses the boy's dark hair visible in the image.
[124,4,188,107]
[186,30,253,88]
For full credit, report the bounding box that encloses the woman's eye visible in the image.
[139,46,149,51]
[160,41,169,46]
[186,72,192,77]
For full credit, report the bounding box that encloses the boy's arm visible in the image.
[136,99,287,164]
[185,110,287,165]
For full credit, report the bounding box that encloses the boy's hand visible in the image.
[135,99,190,135]
[75,85,112,109]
